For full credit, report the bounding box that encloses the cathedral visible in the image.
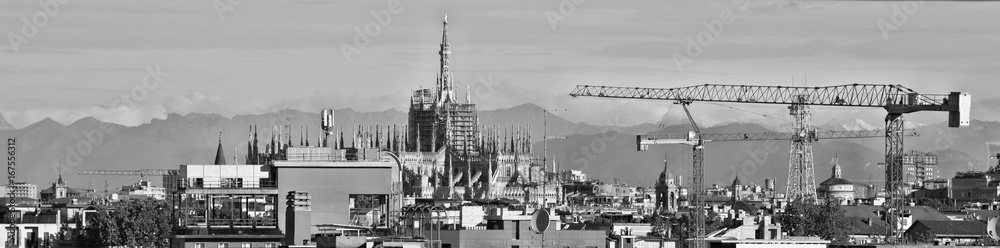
[397,15,558,204]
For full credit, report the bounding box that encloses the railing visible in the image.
[177,178,277,189]
[285,153,346,162]
[182,217,278,227]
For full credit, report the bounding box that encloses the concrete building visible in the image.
[274,147,400,235]
[415,208,607,248]
[118,179,167,200]
[949,170,1000,207]
[0,182,37,200]
[902,150,938,187]
[705,214,829,248]
[171,138,284,248]
[564,181,635,208]
[559,170,588,183]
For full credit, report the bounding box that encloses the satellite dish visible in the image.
[531,209,550,234]
[989,216,1000,241]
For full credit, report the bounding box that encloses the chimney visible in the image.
[866,217,871,226]
[285,191,312,246]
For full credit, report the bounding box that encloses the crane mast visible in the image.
[571,83,969,243]
[679,101,706,248]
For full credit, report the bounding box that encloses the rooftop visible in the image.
[909,220,986,236]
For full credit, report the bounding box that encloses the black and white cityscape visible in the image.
[1,1,999,248]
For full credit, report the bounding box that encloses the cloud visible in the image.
[4,105,167,128]
[587,41,818,60]
[842,36,1000,60]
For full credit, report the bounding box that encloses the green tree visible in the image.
[76,198,173,248]
[778,200,851,244]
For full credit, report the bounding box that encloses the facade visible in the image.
[273,150,399,234]
[706,215,829,248]
[559,170,588,183]
[398,15,554,204]
[818,161,855,204]
[118,179,167,200]
[0,182,37,200]
[654,159,680,214]
[923,179,948,190]
[904,220,987,245]
[564,181,635,207]
[949,171,1000,206]
[902,150,938,187]
[415,208,607,248]
[817,159,874,205]
[171,140,283,248]
[38,175,89,202]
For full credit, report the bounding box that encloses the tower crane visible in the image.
[570,83,969,243]
[637,101,916,248]
[78,169,178,179]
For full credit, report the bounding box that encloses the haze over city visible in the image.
[1,1,999,248]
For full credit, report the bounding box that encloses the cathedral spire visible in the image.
[437,13,455,103]
[214,131,227,165]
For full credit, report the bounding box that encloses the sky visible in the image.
[1,0,999,132]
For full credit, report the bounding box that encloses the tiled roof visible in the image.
[845,216,887,235]
[727,200,759,214]
[910,220,986,236]
[819,177,855,186]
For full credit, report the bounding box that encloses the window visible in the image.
[265,243,276,248]
[194,243,205,248]
[242,243,251,248]
[218,243,229,248]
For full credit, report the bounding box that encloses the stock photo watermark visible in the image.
[341,0,411,63]
[7,138,16,206]
[213,0,244,21]
[7,0,72,53]
[546,0,586,31]
[877,0,926,41]
[672,0,750,72]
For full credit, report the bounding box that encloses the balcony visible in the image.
[177,178,278,194]
[180,217,279,228]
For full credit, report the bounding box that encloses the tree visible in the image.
[670,210,724,248]
[650,215,670,237]
[778,200,851,244]
[905,230,935,244]
[76,198,173,248]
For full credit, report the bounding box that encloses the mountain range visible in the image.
[1,103,997,192]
